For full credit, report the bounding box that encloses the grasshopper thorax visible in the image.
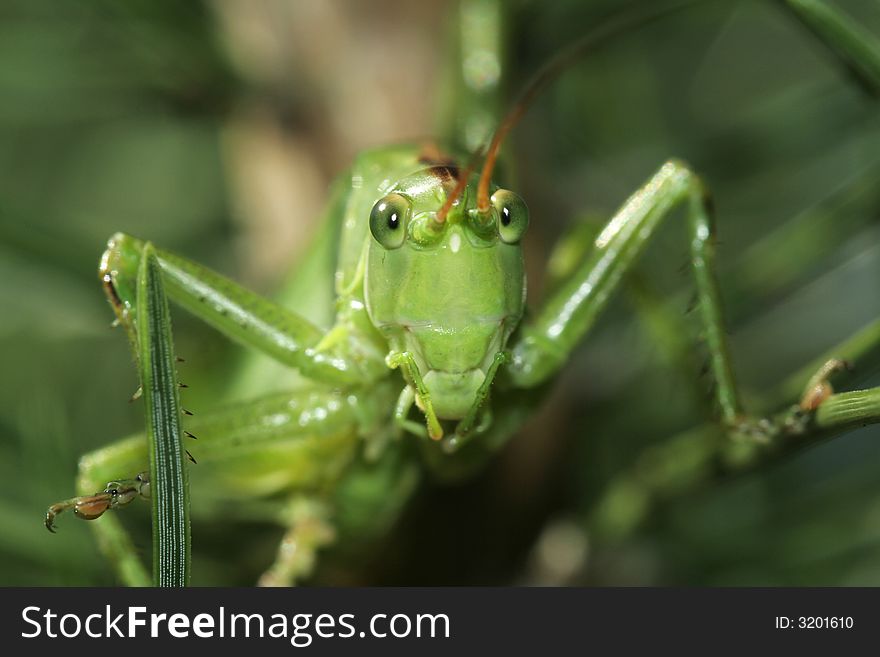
[364,166,527,421]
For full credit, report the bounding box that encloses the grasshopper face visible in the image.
[364,166,527,420]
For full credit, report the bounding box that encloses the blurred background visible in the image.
[0,0,878,585]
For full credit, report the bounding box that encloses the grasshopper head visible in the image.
[364,166,527,421]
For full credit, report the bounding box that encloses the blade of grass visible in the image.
[137,243,190,587]
[781,0,880,95]
[772,317,880,409]
[814,386,880,433]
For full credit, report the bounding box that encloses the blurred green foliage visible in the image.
[0,0,877,585]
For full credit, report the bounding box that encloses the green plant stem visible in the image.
[590,384,880,541]
[137,243,190,587]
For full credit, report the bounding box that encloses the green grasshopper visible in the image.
[45,1,880,586]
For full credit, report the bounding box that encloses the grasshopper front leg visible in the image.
[46,472,150,533]
[101,233,386,387]
[509,160,741,418]
[46,470,154,586]
[507,159,844,440]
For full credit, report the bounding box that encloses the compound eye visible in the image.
[369,193,411,249]
[491,189,528,244]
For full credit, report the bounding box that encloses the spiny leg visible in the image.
[512,166,878,545]
[101,233,385,387]
[508,159,866,440]
[508,159,770,434]
[510,161,739,412]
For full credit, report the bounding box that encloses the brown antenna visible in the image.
[476,0,698,212]
[434,170,470,224]
[435,148,485,223]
